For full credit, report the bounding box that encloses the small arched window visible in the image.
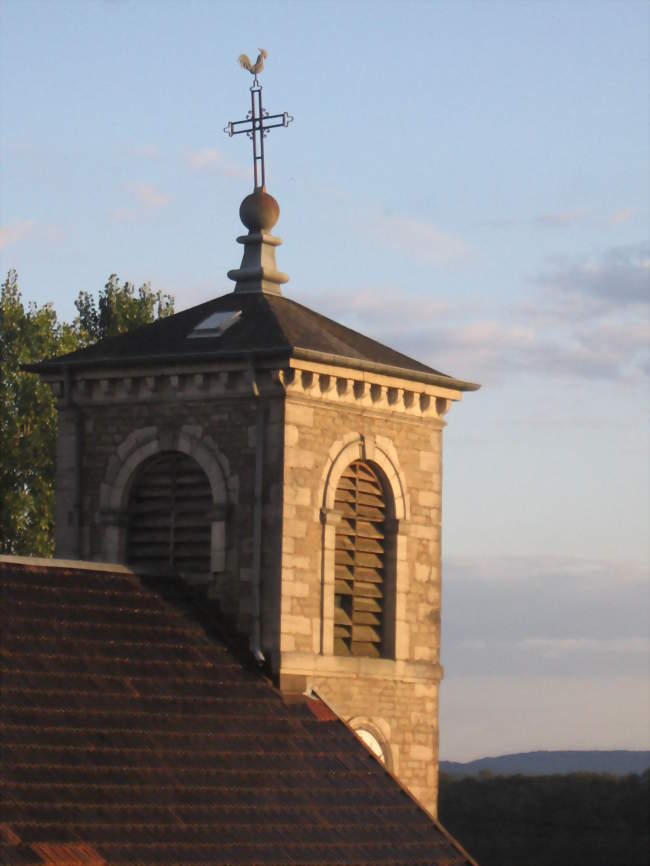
[127,451,212,574]
[333,460,388,657]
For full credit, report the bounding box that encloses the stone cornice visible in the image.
[42,357,460,419]
[277,362,456,421]
[45,365,280,406]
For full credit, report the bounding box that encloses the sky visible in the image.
[1,0,648,761]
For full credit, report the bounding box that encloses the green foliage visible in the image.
[0,270,175,555]
[74,274,174,344]
[0,271,71,554]
[438,770,650,866]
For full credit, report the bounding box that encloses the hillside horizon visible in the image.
[440,749,650,777]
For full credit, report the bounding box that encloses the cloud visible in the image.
[440,675,650,761]
[445,554,648,587]
[109,207,138,224]
[129,183,170,209]
[518,637,650,657]
[302,245,649,384]
[536,242,650,309]
[304,287,451,336]
[184,147,250,179]
[611,207,637,225]
[482,207,640,232]
[131,144,159,160]
[442,553,650,680]
[448,246,648,382]
[0,220,35,252]
[366,212,471,266]
[533,208,590,228]
[42,224,66,243]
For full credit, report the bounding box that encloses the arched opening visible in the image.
[333,460,394,658]
[126,450,212,574]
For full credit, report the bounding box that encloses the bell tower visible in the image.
[36,54,478,818]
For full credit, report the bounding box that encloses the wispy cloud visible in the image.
[302,241,649,383]
[129,183,170,209]
[184,147,250,179]
[42,224,66,243]
[518,637,650,657]
[109,207,138,224]
[445,554,648,588]
[305,287,451,335]
[440,675,650,761]
[611,207,637,225]
[442,554,650,680]
[366,212,471,266]
[131,144,159,160]
[482,206,640,231]
[533,207,590,228]
[0,220,35,252]
[535,242,650,309]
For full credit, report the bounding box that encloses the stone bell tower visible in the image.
[34,62,478,817]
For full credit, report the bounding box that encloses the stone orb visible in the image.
[239,188,280,231]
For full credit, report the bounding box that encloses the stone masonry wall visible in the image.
[55,370,285,641]
[52,362,460,817]
[278,387,447,815]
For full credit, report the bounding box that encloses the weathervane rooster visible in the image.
[238,48,267,83]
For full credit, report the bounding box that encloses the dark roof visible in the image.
[0,557,477,866]
[30,292,479,391]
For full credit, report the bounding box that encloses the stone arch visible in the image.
[320,433,408,520]
[318,434,409,659]
[98,425,229,571]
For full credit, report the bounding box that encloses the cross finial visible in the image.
[224,50,293,190]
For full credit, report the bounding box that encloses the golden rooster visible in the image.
[238,49,268,77]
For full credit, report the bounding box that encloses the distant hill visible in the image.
[440,750,650,777]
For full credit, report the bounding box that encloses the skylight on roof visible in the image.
[189,310,242,339]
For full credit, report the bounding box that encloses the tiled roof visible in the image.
[0,558,476,866]
[29,292,478,392]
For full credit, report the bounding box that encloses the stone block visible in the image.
[413,645,433,662]
[285,424,299,446]
[418,451,437,471]
[285,448,315,469]
[281,634,296,653]
[282,614,312,636]
[285,403,314,427]
[283,580,310,599]
[283,519,307,538]
[285,486,311,506]
[410,743,433,762]
[418,490,438,508]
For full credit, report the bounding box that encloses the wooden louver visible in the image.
[127,452,212,574]
[333,460,386,657]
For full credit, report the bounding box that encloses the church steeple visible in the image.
[224,50,293,295]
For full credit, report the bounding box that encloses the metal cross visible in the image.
[224,82,293,190]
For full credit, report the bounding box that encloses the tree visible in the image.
[0,271,74,554]
[0,271,175,555]
[74,274,174,344]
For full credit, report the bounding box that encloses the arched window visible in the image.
[333,460,389,657]
[127,451,212,574]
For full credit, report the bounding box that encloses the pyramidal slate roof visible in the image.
[32,291,478,392]
[0,556,477,866]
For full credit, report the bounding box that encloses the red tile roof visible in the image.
[0,558,477,866]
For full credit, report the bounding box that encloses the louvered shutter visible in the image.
[127,452,212,574]
[333,460,386,657]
